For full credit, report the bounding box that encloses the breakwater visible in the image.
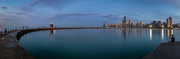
[0,27,103,59]
[16,27,95,40]
[0,30,34,59]
[144,42,180,59]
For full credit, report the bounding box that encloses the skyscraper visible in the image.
[122,20,124,27]
[157,21,162,28]
[128,19,131,28]
[169,17,172,27]
[163,22,166,27]
[108,22,112,27]
[124,16,126,23]
[123,16,127,27]
[152,21,157,28]
[103,23,105,27]
[135,20,138,28]
[119,21,122,28]
[166,18,171,28]
[140,21,144,28]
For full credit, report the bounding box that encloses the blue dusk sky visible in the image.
[0,0,180,27]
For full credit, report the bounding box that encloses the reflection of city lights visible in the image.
[50,30,54,40]
[150,29,152,41]
[162,29,164,40]
[167,30,169,38]
[54,30,56,35]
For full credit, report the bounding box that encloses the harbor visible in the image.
[0,28,179,59]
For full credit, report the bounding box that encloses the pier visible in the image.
[0,30,34,59]
[144,42,180,59]
[0,27,106,59]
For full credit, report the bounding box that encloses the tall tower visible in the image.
[128,19,131,28]
[119,21,122,27]
[152,21,157,28]
[124,16,126,23]
[169,17,172,27]
[50,20,53,28]
[124,16,126,27]
[122,20,124,27]
[135,20,138,28]
[140,21,144,28]
[103,23,105,27]
[166,18,170,28]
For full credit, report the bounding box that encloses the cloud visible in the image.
[37,0,72,8]
[157,0,180,9]
[0,11,44,27]
[1,7,7,10]
[50,12,122,20]
[49,12,141,21]
[30,1,39,7]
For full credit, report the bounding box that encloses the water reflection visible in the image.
[19,29,180,59]
[162,29,164,40]
[50,30,54,40]
[150,29,152,41]
[53,30,56,35]
[167,29,173,39]
[122,29,126,40]
[128,29,131,39]
[104,29,175,41]
[48,29,174,41]
[172,30,173,35]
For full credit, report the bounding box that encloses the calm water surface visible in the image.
[19,29,180,59]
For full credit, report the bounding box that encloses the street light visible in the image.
[149,25,152,28]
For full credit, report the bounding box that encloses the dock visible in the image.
[144,41,180,59]
[0,30,34,59]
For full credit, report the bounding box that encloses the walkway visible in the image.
[144,41,180,59]
[0,30,34,59]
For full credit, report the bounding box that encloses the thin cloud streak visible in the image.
[30,1,39,7]
[50,12,139,20]
[1,7,7,10]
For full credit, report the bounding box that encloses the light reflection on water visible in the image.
[150,29,152,41]
[19,29,179,59]
[162,29,164,40]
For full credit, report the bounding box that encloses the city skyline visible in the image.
[107,16,174,28]
[1,0,180,27]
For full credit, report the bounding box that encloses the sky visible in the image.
[0,0,180,27]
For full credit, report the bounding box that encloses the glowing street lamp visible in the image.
[149,25,152,28]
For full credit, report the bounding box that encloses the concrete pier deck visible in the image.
[0,30,34,59]
[144,41,180,59]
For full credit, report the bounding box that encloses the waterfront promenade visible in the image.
[144,42,180,59]
[0,30,34,59]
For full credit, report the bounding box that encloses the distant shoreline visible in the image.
[83,27,180,30]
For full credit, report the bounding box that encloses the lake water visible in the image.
[19,29,180,59]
